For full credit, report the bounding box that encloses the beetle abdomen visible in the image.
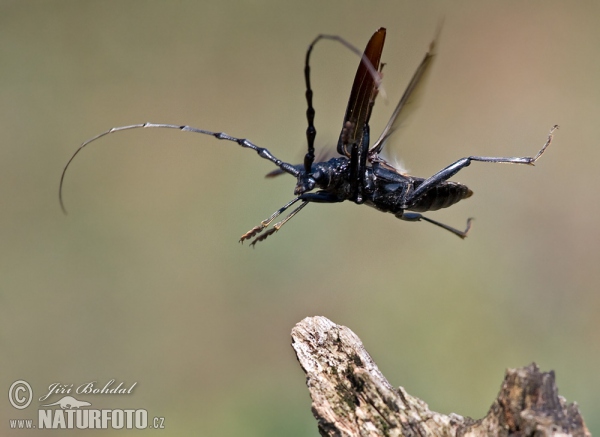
[408,180,473,212]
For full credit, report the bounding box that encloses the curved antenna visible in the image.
[59,123,300,214]
[302,29,387,171]
[305,32,386,101]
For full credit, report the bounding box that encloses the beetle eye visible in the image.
[294,176,316,195]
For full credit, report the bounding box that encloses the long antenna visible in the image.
[59,123,300,214]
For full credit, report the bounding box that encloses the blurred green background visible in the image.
[1,1,598,435]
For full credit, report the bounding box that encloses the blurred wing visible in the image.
[337,28,386,158]
[369,33,438,156]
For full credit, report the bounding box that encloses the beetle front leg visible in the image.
[241,192,342,246]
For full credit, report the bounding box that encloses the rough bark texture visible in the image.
[291,316,590,437]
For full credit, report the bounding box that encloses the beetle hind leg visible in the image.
[399,212,473,239]
[402,125,558,208]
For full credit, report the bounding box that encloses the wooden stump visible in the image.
[291,316,590,437]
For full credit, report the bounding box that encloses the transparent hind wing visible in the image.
[370,28,440,157]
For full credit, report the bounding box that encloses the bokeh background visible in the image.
[1,1,598,435]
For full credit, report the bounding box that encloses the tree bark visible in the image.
[291,316,590,437]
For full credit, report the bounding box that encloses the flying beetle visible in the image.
[59,28,557,246]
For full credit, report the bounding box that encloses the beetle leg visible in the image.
[403,125,557,207]
[240,192,342,246]
[399,212,473,239]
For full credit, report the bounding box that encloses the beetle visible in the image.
[60,27,557,246]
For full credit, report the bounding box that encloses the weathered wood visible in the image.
[291,316,590,437]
